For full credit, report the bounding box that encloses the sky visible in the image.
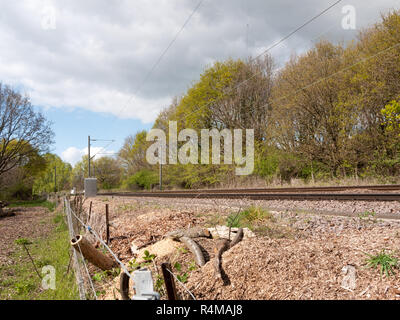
[0,0,399,166]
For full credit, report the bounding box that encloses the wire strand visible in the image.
[170,0,343,125]
[114,0,205,119]
[68,204,135,282]
[76,241,98,300]
[166,267,196,300]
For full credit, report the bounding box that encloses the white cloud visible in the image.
[0,0,399,124]
[61,146,116,166]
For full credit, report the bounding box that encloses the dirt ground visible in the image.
[0,207,53,267]
[83,196,400,300]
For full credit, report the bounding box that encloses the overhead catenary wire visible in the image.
[90,139,116,160]
[173,0,344,125]
[114,0,205,120]
[181,2,400,128]
[269,41,400,107]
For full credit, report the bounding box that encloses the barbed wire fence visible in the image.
[61,196,196,300]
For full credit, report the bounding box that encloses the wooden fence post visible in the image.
[105,204,110,245]
[161,263,178,300]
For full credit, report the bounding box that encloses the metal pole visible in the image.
[88,136,91,178]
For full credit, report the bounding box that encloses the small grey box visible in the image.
[84,178,97,198]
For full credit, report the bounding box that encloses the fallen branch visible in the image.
[166,227,211,240]
[180,236,205,267]
[213,228,244,280]
[213,239,230,280]
[230,228,244,248]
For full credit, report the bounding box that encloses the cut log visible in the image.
[71,235,117,271]
[166,227,211,240]
[180,236,206,267]
[213,239,230,280]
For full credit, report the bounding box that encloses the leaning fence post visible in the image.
[161,263,178,300]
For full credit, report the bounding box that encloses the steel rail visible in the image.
[155,185,400,194]
[99,191,400,202]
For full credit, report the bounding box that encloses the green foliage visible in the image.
[128,251,157,270]
[9,200,56,212]
[365,250,399,278]
[173,261,190,284]
[226,206,273,229]
[143,250,156,262]
[92,272,107,282]
[15,238,32,246]
[122,169,158,190]
[112,10,400,188]
[382,100,400,133]
[358,210,376,220]
[0,211,78,300]
[93,157,123,190]
[173,262,182,272]
[32,153,72,195]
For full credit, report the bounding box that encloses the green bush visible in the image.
[123,170,158,190]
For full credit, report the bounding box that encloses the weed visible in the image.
[177,246,188,254]
[128,251,157,270]
[154,274,165,296]
[226,206,274,229]
[92,272,107,282]
[359,210,376,220]
[365,250,399,278]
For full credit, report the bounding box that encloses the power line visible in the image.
[251,0,343,63]
[175,0,343,125]
[270,41,400,107]
[114,0,205,120]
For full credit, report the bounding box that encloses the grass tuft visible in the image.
[365,249,399,278]
[226,206,274,229]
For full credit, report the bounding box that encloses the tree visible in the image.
[70,156,88,190]
[271,41,356,176]
[32,154,72,195]
[93,157,122,189]
[0,147,46,199]
[118,131,151,176]
[0,83,54,177]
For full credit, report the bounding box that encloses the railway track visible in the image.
[100,184,400,202]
